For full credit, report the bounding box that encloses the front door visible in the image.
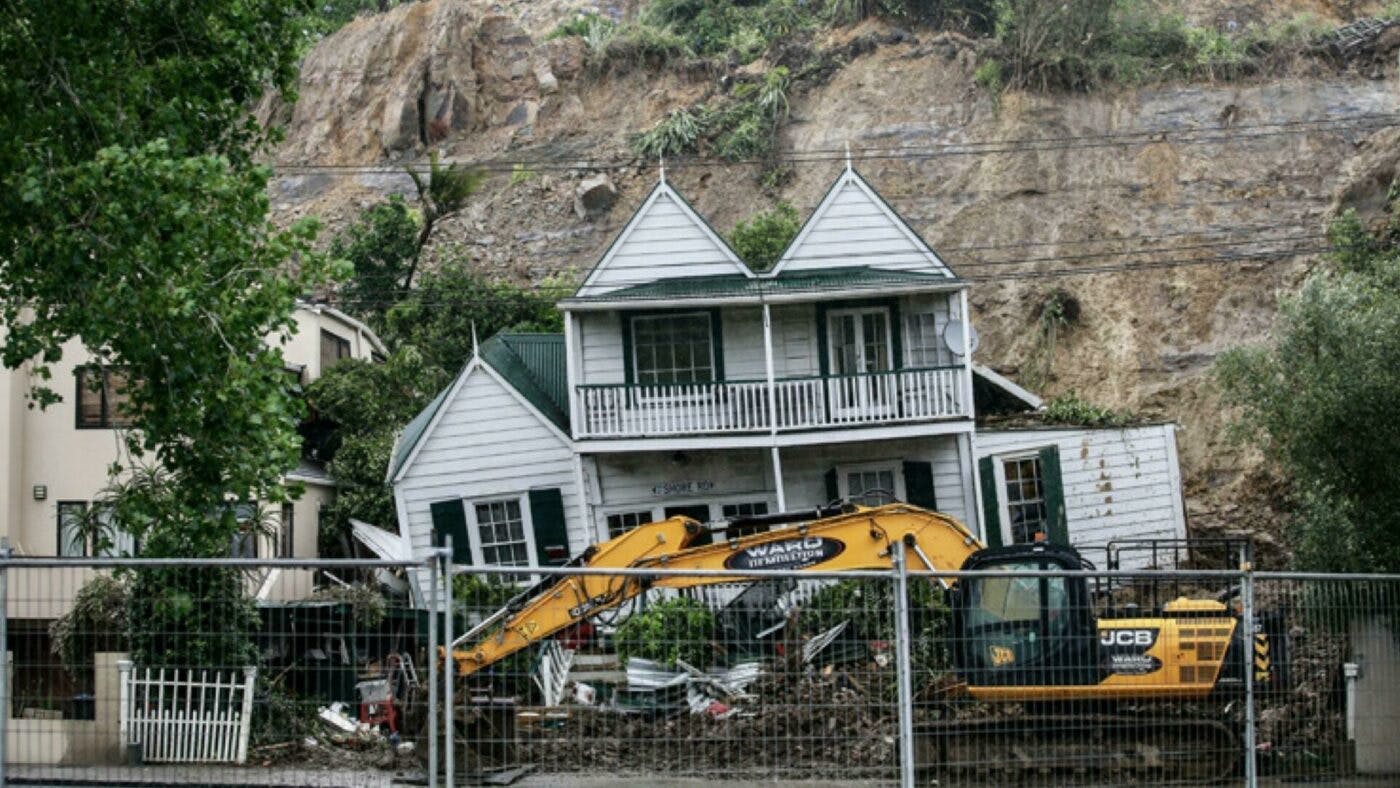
[665,504,713,546]
[827,307,893,418]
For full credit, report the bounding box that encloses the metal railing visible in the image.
[576,365,968,438]
[3,550,1398,786]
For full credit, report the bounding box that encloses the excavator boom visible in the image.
[450,504,982,676]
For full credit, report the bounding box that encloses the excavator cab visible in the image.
[950,542,1101,688]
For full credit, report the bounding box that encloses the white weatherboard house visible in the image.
[388,165,1187,580]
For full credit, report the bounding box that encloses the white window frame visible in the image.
[990,451,1048,546]
[465,493,539,568]
[826,307,894,376]
[904,304,954,369]
[602,507,660,540]
[836,462,906,505]
[630,312,716,387]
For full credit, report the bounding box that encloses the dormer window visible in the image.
[630,312,716,385]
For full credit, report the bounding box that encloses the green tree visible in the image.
[729,202,800,271]
[329,196,421,325]
[1,1,332,556]
[1216,211,1400,572]
[307,256,564,551]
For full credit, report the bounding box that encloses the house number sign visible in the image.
[652,480,715,496]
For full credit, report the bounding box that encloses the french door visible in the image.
[827,307,893,417]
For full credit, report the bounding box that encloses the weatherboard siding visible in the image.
[395,369,587,577]
[975,425,1186,565]
[779,177,951,277]
[577,191,745,297]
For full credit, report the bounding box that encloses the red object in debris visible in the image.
[557,621,596,650]
[357,679,398,734]
[706,701,730,717]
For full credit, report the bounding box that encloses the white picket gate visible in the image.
[117,661,257,764]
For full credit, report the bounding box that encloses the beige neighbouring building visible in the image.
[0,302,385,740]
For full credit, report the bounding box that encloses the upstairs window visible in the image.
[905,306,954,367]
[631,313,715,385]
[474,499,530,567]
[75,368,135,429]
[320,330,352,372]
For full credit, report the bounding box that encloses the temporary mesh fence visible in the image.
[1,552,1397,787]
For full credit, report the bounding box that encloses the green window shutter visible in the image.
[824,467,839,504]
[977,456,1002,548]
[529,488,571,566]
[1038,446,1069,545]
[708,308,725,382]
[902,460,937,511]
[620,312,634,384]
[429,499,472,564]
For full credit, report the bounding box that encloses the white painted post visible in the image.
[958,290,975,420]
[762,302,778,436]
[770,446,787,513]
[118,659,132,756]
[236,667,256,764]
[564,312,581,440]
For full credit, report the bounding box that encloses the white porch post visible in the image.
[958,289,975,419]
[563,310,581,439]
[770,446,787,512]
[762,302,787,511]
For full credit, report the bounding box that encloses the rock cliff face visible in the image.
[268,0,1400,557]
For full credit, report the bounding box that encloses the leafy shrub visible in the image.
[50,575,130,677]
[630,108,706,159]
[127,567,262,669]
[730,202,800,271]
[454,573,521,614]
[547,12,614,40]
[799,579,952,679]
[602,22,693,69]
[615,597,716,667]
[1042,392,1133,427]
[311,584,388,629]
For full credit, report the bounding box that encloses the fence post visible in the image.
[118,660,132,760]
[0,537,10,786]
[428,554,439,788]
[443,536,454,788]
[1241,558,1258,788]
[891,541,916,788]
[236,666,257,764]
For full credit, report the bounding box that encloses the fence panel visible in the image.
[1,556,440,788]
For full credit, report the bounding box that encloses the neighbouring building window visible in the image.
[606,510,654,538]
[320,330,352,372]
[721,501,769,519]
[1002,455,1048,544]
[57,502,88,557]
[846,466,898,505]
[474,498,530,566]
[905,308,953,367]
[230,527,258,559]
[75,368,135,429]
[631,313,715,384]
[280,503,295,558]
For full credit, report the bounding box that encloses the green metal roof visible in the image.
[388,333,570,482]
[480,333,570,433]
[564,265,959,303]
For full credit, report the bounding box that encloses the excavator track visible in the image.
[914,713,1239,785]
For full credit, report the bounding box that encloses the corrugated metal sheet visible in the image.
[482,333,569,432]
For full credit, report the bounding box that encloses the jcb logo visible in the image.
[1101,629,1155,647]
[989,645,1016,666]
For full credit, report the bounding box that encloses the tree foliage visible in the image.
[307,253,564,549]
[1216,210,1400,572]
[729,202,800,271]
[329,196,421,324]
[1,1,332,556]
[615,597,716,667]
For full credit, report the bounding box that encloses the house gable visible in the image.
[771,166,955,279]
[575,181,751,298]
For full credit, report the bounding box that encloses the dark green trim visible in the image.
[1038,446,1069,545]
[621,308,725,385]
[902,461,937,510]
[824,468,839,504]
[430,499,472,564]
[528,488,570,566]
[978,455,1002,548]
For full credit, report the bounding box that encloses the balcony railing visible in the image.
[575,366,968,438]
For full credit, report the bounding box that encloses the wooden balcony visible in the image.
[575,366,969,439]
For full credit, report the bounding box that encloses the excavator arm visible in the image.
[449,504,982,677]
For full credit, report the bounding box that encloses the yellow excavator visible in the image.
[447,503,1277,781]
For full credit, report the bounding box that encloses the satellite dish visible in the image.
[942,321,979,356]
